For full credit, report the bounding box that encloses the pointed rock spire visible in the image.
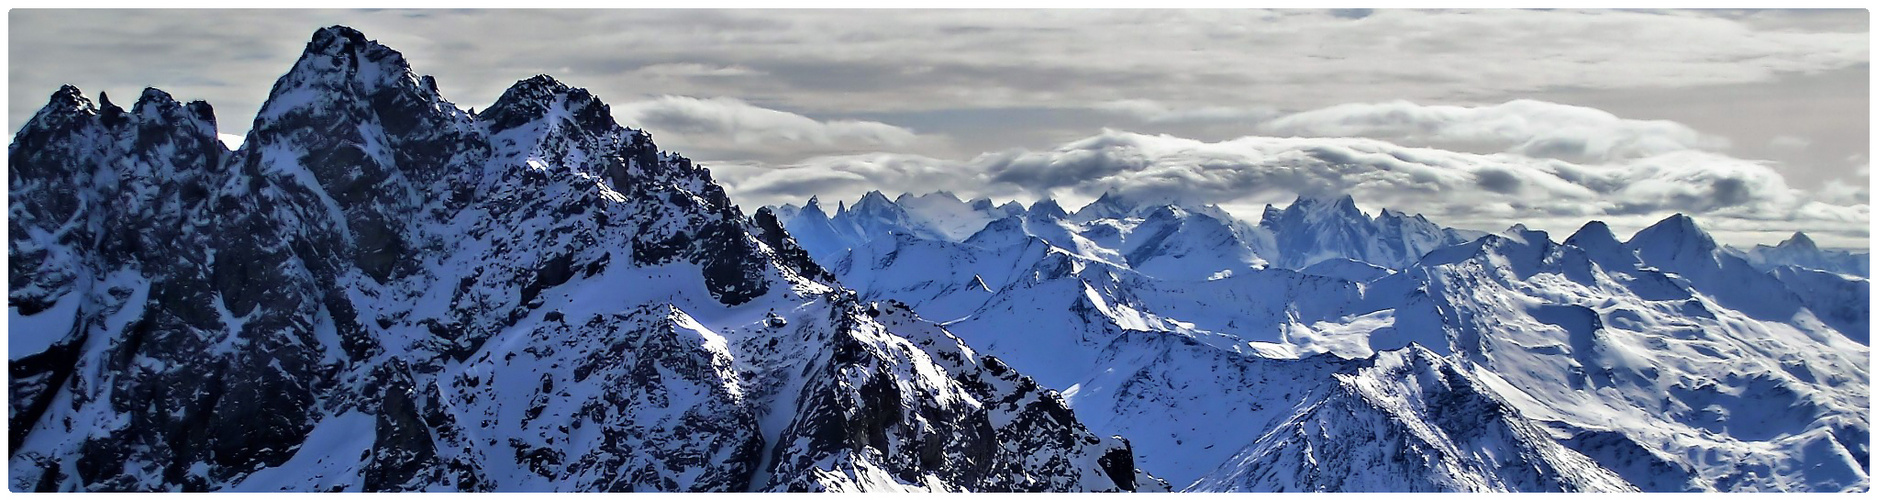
[801,195,830,220]
[97,91,128,128]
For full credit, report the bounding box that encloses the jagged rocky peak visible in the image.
[11,83,224,207]
[260,26,442,118]
[9,83,225,315]
[852,189,896,211]
[1071,191,1144,221]
[896,190,963,205]
[1288,193,1367,221]
[33,84,95,121]
[481,74,620,136]
[244,25,476,217]
[799,195,829,217]
[12,24,1156,493]
[1253,192,1463,269]
[13,84,220,155]
[1027,198,1069,220]
[12,85,95,170]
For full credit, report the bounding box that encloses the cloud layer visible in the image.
[615,96,917,149]
[723,128,1868,248]
[11,9,1867,137]
[1256,99,1730,162]
[612,95,937,162]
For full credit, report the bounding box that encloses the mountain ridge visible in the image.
[773,189,1869,492]
[8,25,1157,493]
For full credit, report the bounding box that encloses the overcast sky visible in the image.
[8,9,1870,248]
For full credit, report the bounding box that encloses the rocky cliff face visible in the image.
[7,26,1156,492]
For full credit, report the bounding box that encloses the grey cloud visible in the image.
[1474,168,1524,194]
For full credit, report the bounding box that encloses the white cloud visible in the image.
[724,129,1867,248]
[615,95,917,148]
[1257,99,1730,162]
[724,152,1013,206]
[218,133,244,149]
[1816,177,1868,206]
[609,95,950,164]
[976,131,1790,217]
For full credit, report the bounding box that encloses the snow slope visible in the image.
[777,190,1870,492]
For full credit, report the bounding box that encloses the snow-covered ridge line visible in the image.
[774,187,1869,492]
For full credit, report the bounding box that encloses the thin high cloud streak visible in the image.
[725,128,1869,249]
[1255,100,1730,163]
[10,9,1867,135]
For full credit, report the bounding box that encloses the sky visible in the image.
[8,9,1871,249]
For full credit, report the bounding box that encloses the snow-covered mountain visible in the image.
[1744,232,1870,278]
[1257,194,1474,269]
[774,190,1870,492]
[12,23,1867,495]
[7,26,1162,492]
[775,190,1479,278]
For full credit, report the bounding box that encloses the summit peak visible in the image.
[1779,232,1818,251]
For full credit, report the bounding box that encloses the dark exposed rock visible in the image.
[363,360,441,491]
[8,25,1148,493]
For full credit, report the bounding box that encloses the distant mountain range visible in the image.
[770,188,1870,491]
